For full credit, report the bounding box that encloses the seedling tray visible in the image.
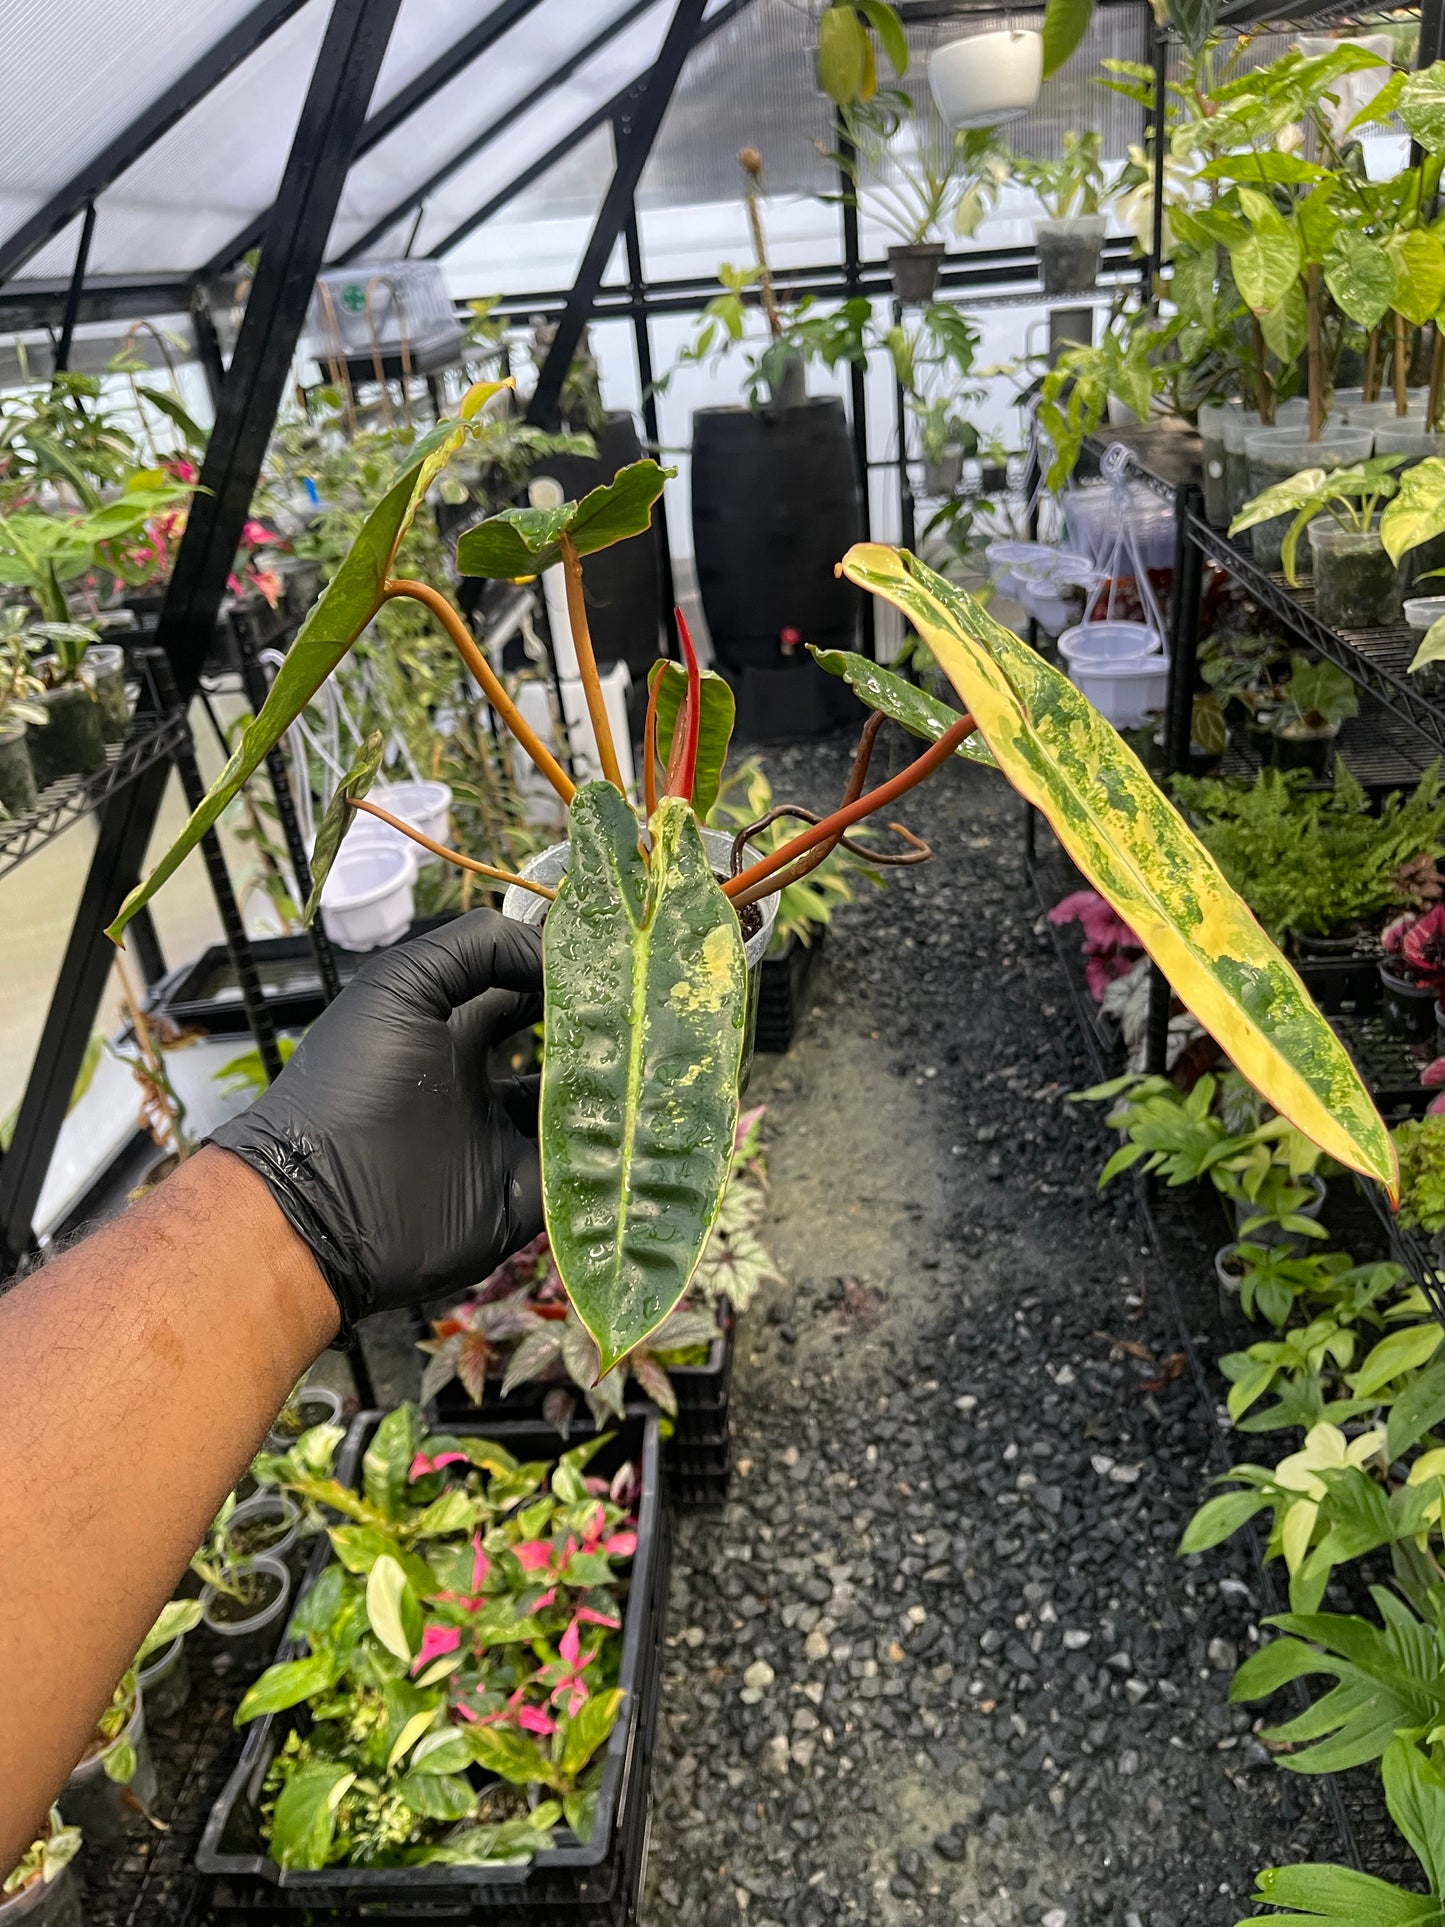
[198,1409,668,1924]
[430,1315,735,1506]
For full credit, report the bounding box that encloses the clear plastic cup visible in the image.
[1243,426,1373,575]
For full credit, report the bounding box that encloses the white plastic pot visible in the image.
[929,29,1041,129]
[364,778,453,865]
[320,843,415,952]
[986,540,1062,598]
[1059,623,1168,727]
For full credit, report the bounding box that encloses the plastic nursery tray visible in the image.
[754,929,823,1055]
[430,1317,736,1506]
[198,1409,669,1926]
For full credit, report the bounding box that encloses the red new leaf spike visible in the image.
[663,606,701,805]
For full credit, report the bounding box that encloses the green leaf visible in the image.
[1230,186,1303,314]
[269,1762,356,1870]
[1384,1737,1445,1898]
[1231,468,1332,539]
[809,647,998,768]
[564,1783,600,1844]
[1248,1861,1441,1924]
[106,413,473,943]
[1383,459,1445,567]
[1400,61,1445,156]
[397,1768,477,1821]
[1229,1634,1328,1702]
[841,545,1397,1196]
[1389,1359,1445,1458]
[1351,1322,1443,1400]
[367,1554,422,1663]
[455,460,672,580]
[1041,0,1092,79]
[363,1404,422,1520]
[136,1597,203,1666]
[1260,280,1309,367]
[1178,1487,1273,1553]
[1197,152,1326,185]
[1324,232,1395,330]
[1390,230,1445,328]
[540,787,747,1372]
[648,660,735,822]
[102,1739,137,1785]
[236,1654,340,1725]
[856,0,908,77]
[302,730,385,926]
[463,1722,554,1789]
[1347,67,1406,134]
[327,1526,433,1597]
[135,386,207,452]
[1411,615,1445,674]
[559,1687,625,1781]
[817,5,869,105]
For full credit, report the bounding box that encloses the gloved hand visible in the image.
[212,910,544,1338]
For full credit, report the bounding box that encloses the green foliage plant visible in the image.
[1009,131,1107,221]
[1394,1114,1445,1236]
[237,1404,641,1867]
[1231,457,1406,585]
[1170,762,1445,942]
[1,1808,81,1898]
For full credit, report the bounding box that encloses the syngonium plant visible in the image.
[106,380,1399,1370]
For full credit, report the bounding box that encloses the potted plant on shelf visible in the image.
[22,624,107,790]
[1259,655,1358,779]
[0,1810,81,1927]
[199,1404,658,1891]
[60,1670,156,1845]
[1381,904,1445,1041]
[0,611,46,817]
[135,1598,204,1723]
[108,384,1405,1379]
[1009,132,1108,296]
[1229,457,1406,627]
[191,1497,295,1668]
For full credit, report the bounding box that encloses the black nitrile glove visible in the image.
[212,910,544,1339]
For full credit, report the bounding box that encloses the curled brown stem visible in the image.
[559,532,625,793]
[730,712,885,876]
[732,803,933,868]
[730,813,932,910]
[723,714,976,903]
[383,578,575,805]
[349,798,556,900]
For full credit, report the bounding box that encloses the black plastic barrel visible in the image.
[531,411,662,680]
[690,397,863,670]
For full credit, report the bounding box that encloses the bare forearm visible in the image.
[0,1146,337,1869]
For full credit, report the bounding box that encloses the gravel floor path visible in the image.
[642,734,1351,1927]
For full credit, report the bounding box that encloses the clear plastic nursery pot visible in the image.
[27,677,106,790]
[1273,719,1340,779]
[1222,405,1252,517]
[264,1383,343,1453]
[61,1685,157,1844]
[366,778,452,864]
[1035,214,1107,298]
[319,841,415,951]
[200,1553,292,1671]
[503,828,780,1095]
[82,642,130,743]
[224,1492,303,1566]
[0,717,38,817]
[929,27,1041,128]
[1380,963,1439,1041]
[1057,623,1167,729]
[1307,522,1402,630]
[0,1866,82,1927]
[1243,426,1372,575]
[1339,392,1427,431]
[136,1633,191,1721]
[922,444,964,497]
[1406,597,1445,697]
[1197,402,1238,529]
[1230,1173,1326,1248]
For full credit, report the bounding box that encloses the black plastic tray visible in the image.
[755,929,823,1054]
[197,1409,668,1923]
[431,1317,735,1505]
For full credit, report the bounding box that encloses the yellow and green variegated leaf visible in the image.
[809,647,999,768]
[839,543,1398,1199]
[1382,457,1445,567]
[105,381,510,945]
[540,785,747,1371]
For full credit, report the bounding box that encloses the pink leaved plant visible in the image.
[1047,890,1143,1002]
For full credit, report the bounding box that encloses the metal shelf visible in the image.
[0,708,189,885]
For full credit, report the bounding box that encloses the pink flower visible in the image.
[409,1449,469,1481]
[514,1703,557,1737]
[240,520,277,549]
[471,1533,490,1594]
[411,1624,461,1675]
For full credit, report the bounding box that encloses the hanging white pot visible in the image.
[929,30,1042,131]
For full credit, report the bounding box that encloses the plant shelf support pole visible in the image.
[525,0,708,431]
[835,109,875,660]
[0,0,403,1280]
[1146,20,1168,303]
[623,193,679,658]
[52,201,96,378]
[1148,482,1205,1079]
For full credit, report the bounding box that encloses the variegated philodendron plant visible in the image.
[108,380,1397,1368]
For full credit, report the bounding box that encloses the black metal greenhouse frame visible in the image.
[0,0,1409,1294]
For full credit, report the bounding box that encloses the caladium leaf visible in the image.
[648,659,735,821]
[810,647,998,767]
[840,544,1397,1198]
[455,460,673,580]
[1399,60,1445,155]
[1389,229,1445,327]
[1324,231,1395,330]
[1383,458,1445,567]
[540,784,747,1371]
[302,730,385,926]
[105,384,510,943]
[1230,186,1303,315]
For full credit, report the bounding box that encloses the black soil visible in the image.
[205,1567,283,1626]
[70,734,1398,1925]
[641,733,1391,1927]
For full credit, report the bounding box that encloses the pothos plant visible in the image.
[107,380,1400,1372]
[237,1405,640,1866]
